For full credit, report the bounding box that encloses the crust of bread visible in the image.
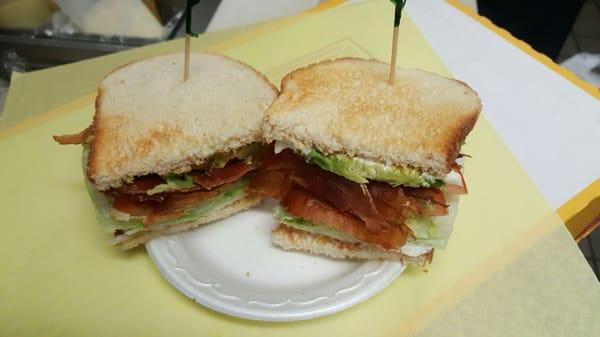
[272,225,434,266]
[263,57,481,176]
[115,193,263,250]
[89,53,277,190]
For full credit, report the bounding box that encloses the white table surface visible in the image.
[208,0,600,209]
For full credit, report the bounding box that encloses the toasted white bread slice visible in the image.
[272,225,434,266]
[115,193,262,249]
[263,58,481,177]
[89,53,277,191]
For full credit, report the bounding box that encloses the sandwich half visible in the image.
[54,53,278,249]
[252,58,481,265]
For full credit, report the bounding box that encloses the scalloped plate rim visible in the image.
[146,210,406,321]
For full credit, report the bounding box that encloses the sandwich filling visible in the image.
[79,143,262,244]
[274,141,443,187]
[250,145,467,259]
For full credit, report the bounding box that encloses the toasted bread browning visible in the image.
[272,225,433,265]
[263,58,481,176]
[89,53,277,190]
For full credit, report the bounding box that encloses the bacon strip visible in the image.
[404,187,447,206]
[110,160,257,198]
[371,199,405,223]
[249,169,293,199]
[366,182,425,217]
[282,188,411,249]
[113,195,157,217]
[248,146,303,199]
[143,187,224,227]
[115,175,165,194]
[190,160,256,190]
[261,144,306,170]
[113,183,234,227]
[53,125,93,145]
[447,162,468,194]
[108,160,258,228]
[258,149,388,233]
[367,181,407,206]
[108,175,205,202]
[290,165,387,233]
[248,148,458,246]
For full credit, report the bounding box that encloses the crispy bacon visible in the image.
[152,188,222,214]
[282,188,411,249]
[371,199,404,223]
[447,162,468,194]
[258,149,388,233]
[249,169,293,199]
[53,125,93,145]
[404,187,447,206]
[252,149,453,232]
[113,195,157,216]
[261,145,306,171]
[108,175,206,201]
[249,148,457,244]
[109,156,257,227]
[290,165,387,233]
[113,183,233,227]
[248,147,300,198]
[110,160,257,199]
[367,182,407,206]
[190,160,256,190]
[143,187,225,227]
[373,196,424,222]
[367,182,425,219]
[115,175,165,194]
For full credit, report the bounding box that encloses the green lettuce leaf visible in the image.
[275,205,454,250]
[304,149,443,187]
[143,143,262,195]
[82,147,144,235]
[85,177,145,235]
[146,174,195,195]
[86,177,249,236]
[274,206,358,243]
[154,178,248,228]
[82,147,249,237]
[405,216,451,249]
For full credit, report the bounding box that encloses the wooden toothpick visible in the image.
[389,25,399,84]
[389,1,406,85]
[184,35,191,81]
[183,0,201,82]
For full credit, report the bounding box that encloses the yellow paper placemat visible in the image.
[1,1,598,336]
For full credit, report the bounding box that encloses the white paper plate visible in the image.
[146,199,405,321]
